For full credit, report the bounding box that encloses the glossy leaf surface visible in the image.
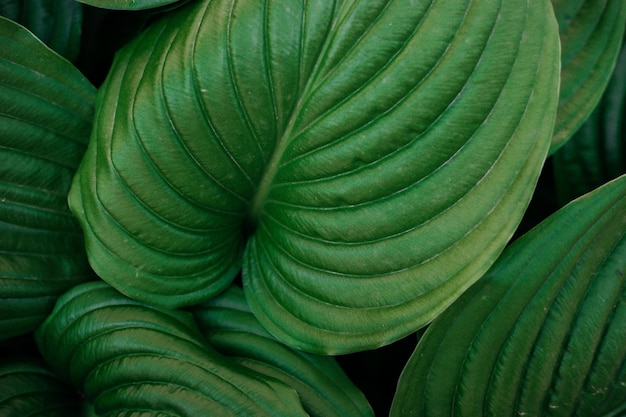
[35,281,308,416]
[193,285,374,417]
[0,356,80,416]
[0,0,82,61]
[549,0,626,153]
[391,174,626,416]
[69,0,560,353]
[553,38,626,204]
[0,16,95,340]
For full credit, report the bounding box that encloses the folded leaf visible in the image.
[0,0,82,61]
[391,174,626,416]
[35,281,308,416]
[553,38,626,204]
[0,16,95,340]
[0,356,80,416]
[549,0,626,153]
[193,285,374,417]
[69,0,561,353]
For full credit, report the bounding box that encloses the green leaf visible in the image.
[77,0,187,11]
[549,0,626,153]
[35,281,309,416]
[391,174,626,416]
[553,38,626,204]
[0,16,95,340]
[0,0,83,61]
[0,356,80,416]
[69,0,561,353]
[193,285,374,417]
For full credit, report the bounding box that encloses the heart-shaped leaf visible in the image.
[553,38,626,204]
[0,0,83,61]
[0,16,95,340]
[69,0,561,353]
[0,356,80,416]
[549,0,626,153]
[35,281,309,416]
[193,285,374,417]
[391,174,626,416]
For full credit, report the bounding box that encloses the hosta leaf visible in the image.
[77,0,186,11]
[391,174,626,416]
[193,285,374,417]
[0,16,95,340]
[549,0,626,153]
[35,281,308,417]
[553,38,626,204]
[0,0,82,61]
[0,356,80,416]
[69,0,560,353]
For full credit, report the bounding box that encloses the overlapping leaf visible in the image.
[0,356,80,416]
[391,174,626,416]
[69,0,560,353]
[0,0,83,61]
[193,285,374,417]
[553,38,626,204]
[549,0,626,153]
[77,0,186,11]
[35,281,309,416]
[0,16,95,340]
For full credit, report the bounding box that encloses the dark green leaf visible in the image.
[553,38,626,204]
[69,0,560,353]
[0,0,83,61]
[0,16,95,340]
[0,356,81,416]
[193,285,374,417]
[549,0,626,153]
[35,281,308,416]
[77,0,185,11]
[391,174,626,416]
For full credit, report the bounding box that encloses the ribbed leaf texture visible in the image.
[553,38,626,204]
[0,16,95,340]
[0,0,82,61]
[391,174,626,416]
[0,356,80,416]
[549,0,626,153]
[193,285,374,417]
[69,0,560,353]
[35,281,309,417]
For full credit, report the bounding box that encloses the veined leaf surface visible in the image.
[391,174,626,416]
[193,285,374,417]
[35,281,308,416]
[549,0,626,153]
[0,16,94,340]
[69,0,561,353]
[0,356,80,416]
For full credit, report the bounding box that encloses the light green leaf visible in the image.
[0,0,83,61]
[35,281,309,416]
[549,0,626,153]
[69,0,560,353]
[0,16,95,340]
[77,0,187,11]
[0,356,80,416]
[193,285,374,417]
[553,38,626,204]
[391,174,626,416]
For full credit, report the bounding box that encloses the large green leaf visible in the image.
[0,356,80,416]
[69,0,560,353]
[193,285,374,417]
[549,0,626,153]
[35,280,309,416]
[391,174,626,416]
[77,0,187,11]
[553,38,626,204]
[0,16,95,340]
[0,0,83,61]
